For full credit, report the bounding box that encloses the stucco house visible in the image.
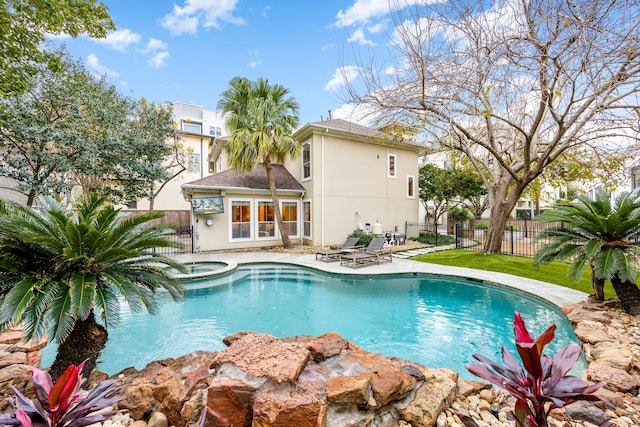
[181,118,422,251]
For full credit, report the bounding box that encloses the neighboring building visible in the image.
[133,101,228,211]
[0,176,28,204]
[181,118,422,251]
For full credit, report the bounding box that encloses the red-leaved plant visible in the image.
[458,312,613,427]
[0,360,122,427]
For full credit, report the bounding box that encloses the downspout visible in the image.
[322,128,327,246]
[200,137,204,178]
[300,191,305,246]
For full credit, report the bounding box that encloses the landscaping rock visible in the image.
[564,401,611,426]
[587,362,638,393]
[573,320,614,344]
[251,389,326,427]
[563,306,611,324]
[325,374,372,405]
[584,341,633,370]
[211,332,310,383]
[147,412,168,427]
[205,378,255,427]
[397,367,458,427]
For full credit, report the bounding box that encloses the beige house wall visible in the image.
[286,128,419,247]
[187,190,304,252]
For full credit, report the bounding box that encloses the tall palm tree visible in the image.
[218,77,300,248]
[535,191,640,315]
[0,194,185,378]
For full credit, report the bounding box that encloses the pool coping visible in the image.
[172,252,587,308]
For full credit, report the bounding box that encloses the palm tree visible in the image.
[535,191,640,315]
[218,77,300,248]
[0,194,185,378]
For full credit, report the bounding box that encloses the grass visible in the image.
[411,249,617,299]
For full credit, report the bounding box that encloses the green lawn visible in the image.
[411,249,616,299]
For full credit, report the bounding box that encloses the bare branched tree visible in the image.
[342,0,640,253]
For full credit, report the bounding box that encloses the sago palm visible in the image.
[0,194,185,378]
[535,191,640,315]
[218,76,300,248]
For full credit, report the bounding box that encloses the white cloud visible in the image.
[141,38,170,68]
[334,0,393,27]
[367,22,386,33]
[161,0,244,36]
[348,28,375,46]
[332,102,374,126]
[94,29,141,52]
[325,66,360,91]
[248,60,262,68]
[321,43,335,51]
[85,54,120,78]
[143,38,168,53]
[149,51,170,68]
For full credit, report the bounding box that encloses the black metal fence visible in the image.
[455,220,564,257]
[405,221,446,244]
[150,226,194,255]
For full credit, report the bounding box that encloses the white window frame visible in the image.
[182,120,202,134]
[256,199,278,241]
[228,199,253,242]
[187,153,201,173]
[303,200,312,239]
[280,200,300,238]
[209,126,222,137]
[407,175,415,199]
[387,153,397,178]
[301,141,311,181]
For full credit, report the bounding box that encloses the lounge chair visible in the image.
[315,237,363,262]
[340,237,393,268]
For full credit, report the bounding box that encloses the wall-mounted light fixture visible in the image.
[205,217,213,226]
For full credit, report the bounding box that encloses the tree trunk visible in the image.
[483,178,527,254]
[26,190,36,207]
[263,156,292,248]
[483,203,511,253]
[609,275,640,315]
[591,272,605,302]
[49,310,108,381]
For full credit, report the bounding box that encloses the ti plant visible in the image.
[0,360,122,427]
[458,312,612,427]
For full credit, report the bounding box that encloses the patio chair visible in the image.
[315,237,363,262]
[339,237,393,268]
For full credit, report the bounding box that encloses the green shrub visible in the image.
[448,206,472,222]
[348,231,374,246]
[413,232,455,246]
[515,209,532,220]
[474,220,489,230]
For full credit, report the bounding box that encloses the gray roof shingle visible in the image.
[304,118,424,148]
[183,164,305,193]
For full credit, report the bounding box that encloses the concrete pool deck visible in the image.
[173,251,587,308]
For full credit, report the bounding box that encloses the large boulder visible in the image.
[115,351,216,427]
[397,367,458,427]
[204,332,458,427]
[211,333,310,383]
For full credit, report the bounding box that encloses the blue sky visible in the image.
[52,0,398,125]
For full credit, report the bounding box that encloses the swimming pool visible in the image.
[41,263,584,378]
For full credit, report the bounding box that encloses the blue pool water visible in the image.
[41,264,584,378]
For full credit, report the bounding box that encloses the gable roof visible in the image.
[182,163,305,194]
[293,118,424,149]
